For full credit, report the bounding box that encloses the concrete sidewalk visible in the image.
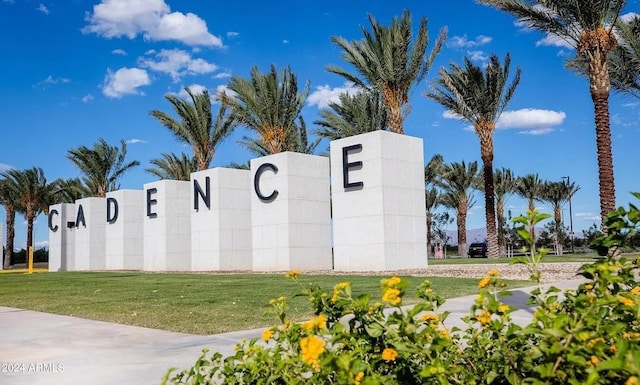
[0,279,586,385]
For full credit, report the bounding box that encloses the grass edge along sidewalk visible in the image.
[0,271,533,335]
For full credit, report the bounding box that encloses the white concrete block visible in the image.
[143,180,191,271]
[73,198,106,271]
[47,203,76,272]
[330,131,428,271]
[105,190,144,270]
[251,152,332,271]
[190,168,252,271]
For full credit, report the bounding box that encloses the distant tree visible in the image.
[0,178,19,268]
[146,152,197,181]
[314,91,388,142]
[150,87,237,170]
[424,154,443,186]
[328,10,446,134]
[438,161,479,258]
[425,187,440,258]
[541,180,580,255]
[494,168,517,255]
[516,173,546,212]
[56,178,89,202]
[427,53,521,259]
[222,65,312,155]
[67,138,140,197]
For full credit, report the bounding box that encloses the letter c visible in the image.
[48,209,59,232]
[254,163,279,202]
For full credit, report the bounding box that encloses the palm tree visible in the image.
[146,152,197,181]
[2,168,58,253]
[478,0,624,228]
[425,187,440,258]
[150,87,237,170]
[314,91,388,142]
[541,180,580,255]
[328,10,446,134]
[494,168,517,255]
[67,138,140,197]
[424,154,443,186]
[0,178,19,268]
[427,53,521,259]
[56,178,89,203]
[438,161,479,258]
[238,116,320,157]
[424,154,443,258]
[222,64,310,155]
[516,173,546,212]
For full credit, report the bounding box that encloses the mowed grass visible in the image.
[0,272,531,335]
[428,253,602,265]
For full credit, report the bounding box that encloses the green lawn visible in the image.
[428,253,602,265]
[0,272,531,335]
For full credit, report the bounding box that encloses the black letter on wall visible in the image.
[106,197,119,224]
[342,144,364,190]
[147,188,158,218]
[254,163,279,202]
[48,209,59,232]
[75,204,86,228]
[194,177,210,210]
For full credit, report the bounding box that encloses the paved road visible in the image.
[0,279,586,385]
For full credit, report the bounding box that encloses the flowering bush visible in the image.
[163,198,640,385]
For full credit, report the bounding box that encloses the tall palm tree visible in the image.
[0,178,19,268]
[314,91,388,142]
[427,53,521,259]
[146,152,197,181]
[425,187,440,258]
[56,178,89,203]
[424,154,444,186]
[438,161,479,258]
[478,0,624,228]
[516,173,546,212]
[67,138,140,197]
[494,168,517,255]
[150,87,237,170]
[328,10,447,134]
[2,168,58,252]
[238,116,320,157]
[222,64,310,155]
[541,180,580,255]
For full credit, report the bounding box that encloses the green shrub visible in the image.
[163,197,640,385]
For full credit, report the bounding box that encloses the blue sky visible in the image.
[1,0,639,250]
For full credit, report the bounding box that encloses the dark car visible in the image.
[468,242,488,258]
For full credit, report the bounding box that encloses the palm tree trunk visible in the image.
[388,106,403,134]
[457,201,468,258]
[426,211,433,258]
[26,211,34,253]
[496,201,506,255]
[480,135,499,259]
[589,60,616,231]
[4,207,15,269]
[554,206,563,256]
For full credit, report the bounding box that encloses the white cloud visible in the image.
[576,212,600,221]
[215,84,236,99]
[620,12,639,23]
[442,108,565,135]
[282,39,289,44]
[447,34,492,48]
[227,31,239,38]
[126,138,148,144]
[111,48,127,56]
[536,33,574,49]
[178,84,207,98]
[102,67,151,98]
[36,4,49,14]
[214,71,231,79]
[467,50,489,63]
[139,49,217,81]
[622,101,639,108]
[307,82,360,109]
[83,0,223,47]
[0,163,13,172]
[82,93,94,103]
[33,75,70,89]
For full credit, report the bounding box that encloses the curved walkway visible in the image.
[0,279,586,385]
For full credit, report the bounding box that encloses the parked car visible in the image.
[468,242,488,258]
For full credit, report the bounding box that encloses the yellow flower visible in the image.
[585,284,593,290]
[488,269,500,277]
[303,314,328,331]
[623,332,640,339]
[421,313,440,323]
[284,269,301,279]
[587,337,604,348]
[476,309,491,325]
[438,328,450,340]
[382,288,401,306]
[609,344,617,353]
[300,335,326,370]
[476,294,483,301]
[588,355,599,366]
[498,304,510,313]
[381,348,398,362]
[277,296,287,302]
[478,277,491,289]
[261,329,274,342]
[618,296,634,306]
[354,371,364,385]
[386,276,402,287]
[631,287,640,296]
[331,282,351,303]
[336,282,351,289]
[626,376,638,385]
